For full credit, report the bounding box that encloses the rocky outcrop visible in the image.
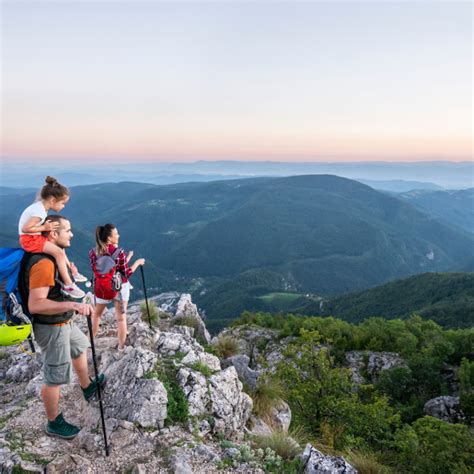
[301,444,357,473]
[101,347,168,429]
[217,326,279,367]
[174,293,212,344]
[345,350,405,384]
[177,365,253,439]
[366,352,405,381]
[222,354,260,391]
[424,396,464,423]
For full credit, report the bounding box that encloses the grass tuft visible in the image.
[173,315,199,330]
[140,300,159,326]
[213,335,240,359]
[188,361,214,377]
[249,376,286,418]
[252,429,302,461]
[345,450,394,474]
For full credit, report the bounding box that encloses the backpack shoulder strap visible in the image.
[111,247,123,260]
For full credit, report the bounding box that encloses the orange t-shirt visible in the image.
[29,259,55,289]
[29,258,70,326]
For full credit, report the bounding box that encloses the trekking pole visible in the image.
[139,266,152,329]
[85,291,109,456]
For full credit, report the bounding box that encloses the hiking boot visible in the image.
[45,413,80,439]
[61,283,85,299]
[82,373,107,402]
[73,272,88,283]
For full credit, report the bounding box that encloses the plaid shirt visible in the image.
[89,244,133,283]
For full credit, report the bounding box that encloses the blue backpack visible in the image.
[0,248,35,349]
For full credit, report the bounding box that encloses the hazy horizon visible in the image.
[2,1,472,163]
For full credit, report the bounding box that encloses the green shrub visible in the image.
[459,357,474,424]
[213,335,240,359]
[144,360,189,425]
[140,301,159,326]
[393,416,474,473]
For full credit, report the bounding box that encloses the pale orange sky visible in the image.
[1,2,472,163]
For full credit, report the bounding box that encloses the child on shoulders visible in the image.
[18,176,86,299]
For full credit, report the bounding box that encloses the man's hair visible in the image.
[42,214,68,236]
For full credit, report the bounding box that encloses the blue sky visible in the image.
[1,1,472,162]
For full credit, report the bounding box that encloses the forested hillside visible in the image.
[1,176,472,325]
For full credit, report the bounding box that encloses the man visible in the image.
[19,214,105,439]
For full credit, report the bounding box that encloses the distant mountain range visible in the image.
[1,160,472,189]
[0,175,472,325]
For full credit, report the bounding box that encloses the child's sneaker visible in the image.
[45,413,80,439]
[61,284,85,299]
[73,272,88,283]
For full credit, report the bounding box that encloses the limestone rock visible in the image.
[182,350,221,372]
[46,454,93,473]
[178,366,252,438]
[5,353,42,383]
[209,367,253,438]
[345,351,405,384]
[174,293,211,344]
[222,354,260,391]
[424,396,464,423]
[345,351,366,385]
[268,400,292,433]
[248,415,273,436]
[301,444,357,473]
[366,352,405,381]
[171,325,195,338]
[102,347,168,428]
[156,331,201,357]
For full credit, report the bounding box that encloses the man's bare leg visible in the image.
[41,384,60,421]
[71,350,91,389]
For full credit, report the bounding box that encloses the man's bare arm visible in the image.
[28,287,93,316]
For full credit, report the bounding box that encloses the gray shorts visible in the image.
[34,322,90,387]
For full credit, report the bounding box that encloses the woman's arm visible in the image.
[130,258,145,273]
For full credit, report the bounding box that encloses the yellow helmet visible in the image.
[0,323,31,346]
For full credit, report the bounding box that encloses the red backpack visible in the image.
[92,247,123,300]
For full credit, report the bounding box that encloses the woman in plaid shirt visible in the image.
[90,224,145,351]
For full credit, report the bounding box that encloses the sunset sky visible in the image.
[1,1,472,163]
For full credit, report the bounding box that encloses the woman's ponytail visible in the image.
[95,224,116,255]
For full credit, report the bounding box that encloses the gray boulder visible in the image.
[177,365,253,438]
[221,354,260,391]
[301,444,357,473]
[101,347,168,429]
[424,396,464,423]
